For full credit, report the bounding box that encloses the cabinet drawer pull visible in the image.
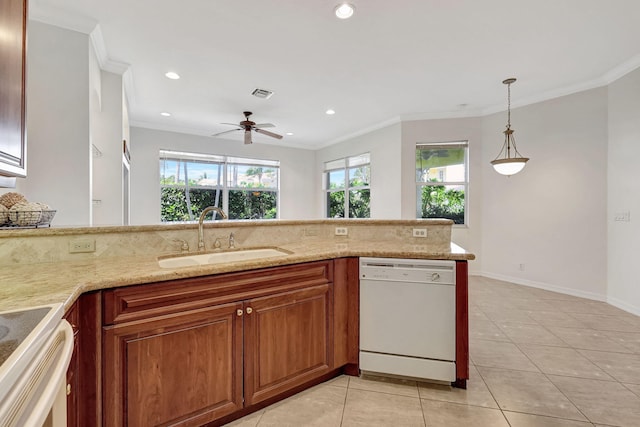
[237,309,243,316]
[246,307,253,314]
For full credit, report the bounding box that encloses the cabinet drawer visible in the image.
[103,260,333,325]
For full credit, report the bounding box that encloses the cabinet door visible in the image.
[0,0,27,177]
[244,284,332,406]
[103,303,243,427]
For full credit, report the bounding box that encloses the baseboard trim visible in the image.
[607,296,640,317]
[474,271,607,302]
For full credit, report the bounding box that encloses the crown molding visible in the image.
[602,53,640,84]
[29,3,136,107]
[29,0,97,34]
[401,109,483,122]
[480,76,610,116]
[318,116,402,149]
[89,25,129,75]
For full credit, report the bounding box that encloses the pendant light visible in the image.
[490,78,529,176]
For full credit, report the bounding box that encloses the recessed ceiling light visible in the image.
[286,132,294,136]
[334,3,355,19]
[165,71,180,80]
[160,112,171,117]
[326,109,336,115]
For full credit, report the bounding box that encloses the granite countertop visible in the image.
[0,240,474,313]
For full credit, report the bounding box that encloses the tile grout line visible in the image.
[338,376,350,427]
[416,384,428,427]
[473,284,598,425]
[508,338,594,424]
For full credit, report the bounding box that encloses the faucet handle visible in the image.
[172,239,189,253]
[213,237,222,249]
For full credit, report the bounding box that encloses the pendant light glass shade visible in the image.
[490,78,529,176]
[491,157,528,175]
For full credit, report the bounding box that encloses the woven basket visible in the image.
[1,210,57,227]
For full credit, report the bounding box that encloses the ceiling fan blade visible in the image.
[211,128,241,137]
[254,123,275,128]
[254,128,283,139]
[220,122,242,126]
[244,130,252,144]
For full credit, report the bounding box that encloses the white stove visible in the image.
[0,304,73,427]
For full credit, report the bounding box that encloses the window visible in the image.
[160,150,279,221]
[325,153,370,218]
[416,142,468,224]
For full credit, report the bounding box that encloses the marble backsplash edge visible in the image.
[0,221,452,265]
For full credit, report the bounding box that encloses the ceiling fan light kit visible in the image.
[490,78,529,176]
[211,111,283,145]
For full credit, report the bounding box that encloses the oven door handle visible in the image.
[0,319,74,427]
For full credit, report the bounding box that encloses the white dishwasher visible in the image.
[359,257,456,382]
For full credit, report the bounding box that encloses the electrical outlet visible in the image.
[412,228,427,238]
[335,227,348,236]
[69,239,96,253]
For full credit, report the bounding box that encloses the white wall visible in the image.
[15,21,91,226]
[91,71,125,226]
[315,123,402,218]
[480,88,609,301]
[129,127,317,224]
[607,68,640,315]
[401,117,483,271]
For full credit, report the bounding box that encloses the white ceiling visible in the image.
[30,0,640,149]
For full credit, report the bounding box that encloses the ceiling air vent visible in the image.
[251,88,274,99]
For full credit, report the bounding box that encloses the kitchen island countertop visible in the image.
[0,239,473,313]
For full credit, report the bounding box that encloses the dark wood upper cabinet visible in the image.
[0,0,28,177]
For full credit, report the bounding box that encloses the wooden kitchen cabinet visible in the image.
[101,260,337,427]
[0,0,28,177]
[103,302,244,427]
[243,284,332,406]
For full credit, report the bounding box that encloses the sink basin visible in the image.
[158,247,291,269]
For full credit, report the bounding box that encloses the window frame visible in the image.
[160,150,280,221]
[324,153,371,218]
[415,141,469,226]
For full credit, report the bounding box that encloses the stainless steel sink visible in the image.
[158,247,292,268]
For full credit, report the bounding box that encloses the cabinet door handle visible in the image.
[66,384,72,396]
[237,309,243,316]
[246,307,253,314]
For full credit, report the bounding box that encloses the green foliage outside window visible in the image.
[416,143,467,224]
[160,154,279,222]
[327,188,370,218]
[161,187,277,222]
[228,190,277,220]
[161,188,221,222]
[327,191,345,218]
[419,185,465,224]
[326,161,370,218]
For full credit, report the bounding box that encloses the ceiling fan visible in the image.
[212,111,283,144]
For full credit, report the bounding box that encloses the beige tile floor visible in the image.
[226,276,640,427]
